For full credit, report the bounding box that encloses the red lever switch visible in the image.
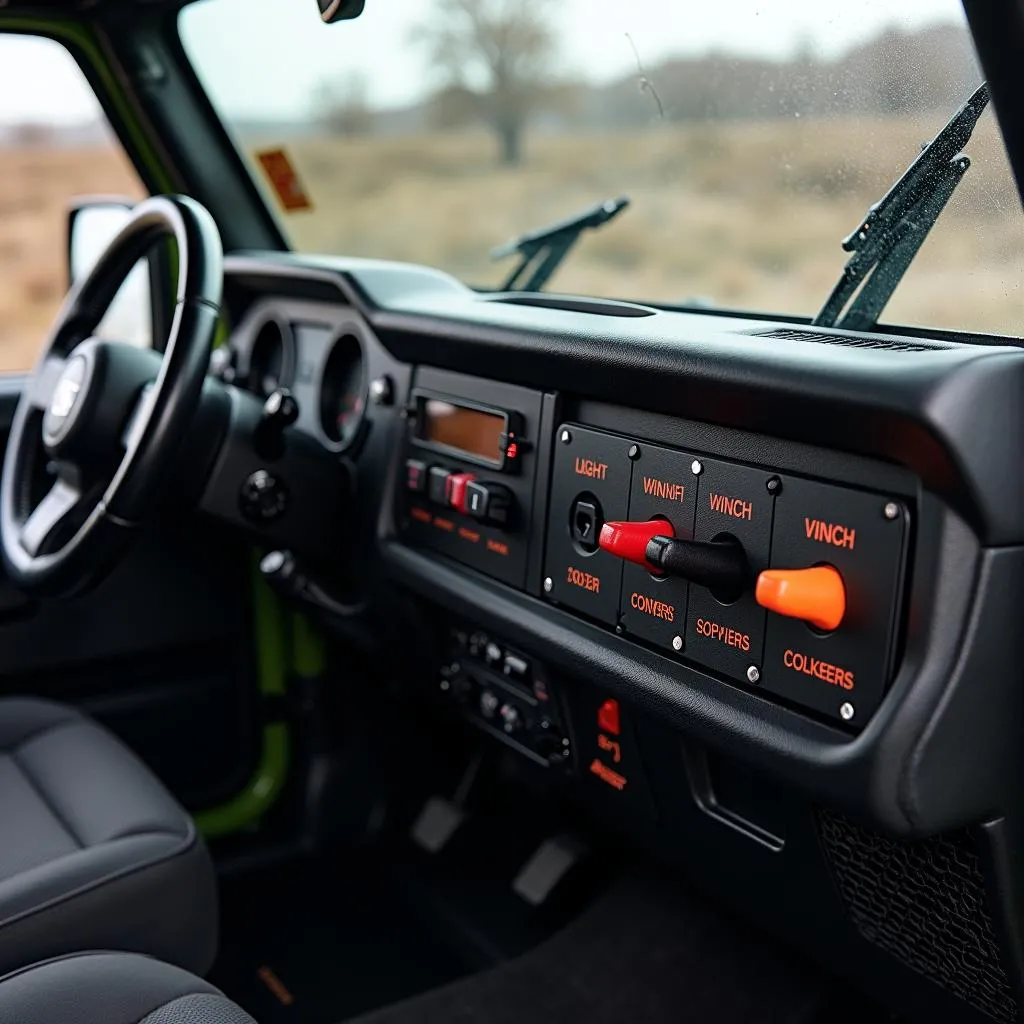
[446,472,477,515]
[598,519,674,568]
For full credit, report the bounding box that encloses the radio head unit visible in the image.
[399,369,543,589]
[413,391,525,474]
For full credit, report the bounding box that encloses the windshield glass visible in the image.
[181,0,1023,336]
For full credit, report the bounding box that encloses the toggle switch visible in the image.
[446,472,477,515]
[598,519,671,565]
[599,519,749,600]
[755,565,846,632]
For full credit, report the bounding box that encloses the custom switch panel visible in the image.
[544,424,909,728]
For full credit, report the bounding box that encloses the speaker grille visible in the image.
[817,810,1017,1023]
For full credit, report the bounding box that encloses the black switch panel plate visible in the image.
[544,425,634,626]
[759,478,907,725]
[619,443,698,654]
[685,458,777,683]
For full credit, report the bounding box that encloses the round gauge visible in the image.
[319,332,366,450]
[247,316,294,398]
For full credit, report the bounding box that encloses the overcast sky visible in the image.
[0,0,971,124]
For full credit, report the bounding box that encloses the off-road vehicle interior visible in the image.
[1,1,1024,1022]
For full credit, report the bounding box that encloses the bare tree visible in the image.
[317,71,374,137]
[412,0,560,165]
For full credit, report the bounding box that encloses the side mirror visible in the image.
[67,198,165,350]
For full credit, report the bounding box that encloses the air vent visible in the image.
[749,327,944,352]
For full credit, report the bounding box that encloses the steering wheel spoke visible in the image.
[19,475,83,558]
[26,355,67,412]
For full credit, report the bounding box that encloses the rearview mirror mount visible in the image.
[317,0,365,22]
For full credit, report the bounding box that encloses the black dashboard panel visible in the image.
[220,252,1024,837]
[218,253,1024,1024]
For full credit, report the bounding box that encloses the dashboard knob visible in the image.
[239,469,289,523]
[755,566,846,631]
[369,375,395,406]
[255,388,299,460]
[499,703,522,733]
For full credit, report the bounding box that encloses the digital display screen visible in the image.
[422,399,505,465]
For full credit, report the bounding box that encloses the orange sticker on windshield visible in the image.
[256,148,312,212]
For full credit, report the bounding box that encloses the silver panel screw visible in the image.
[543,577,553,593]
[746,665,761,684]
[691,459,703,475]
[840,702,855,721]
[560,429,572,444]
[883,502,899,520]
[672,635,683,651]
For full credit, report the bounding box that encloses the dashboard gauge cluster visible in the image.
[228,301,371,457]
[246,314,295,397]
[318,331,366,452]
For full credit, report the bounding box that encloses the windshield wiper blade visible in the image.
[814,82,990,333]
[492,196,630,292]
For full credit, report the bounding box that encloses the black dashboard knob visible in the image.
[239,469,289,523]
[255,388,299,459]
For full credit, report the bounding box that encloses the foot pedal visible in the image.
[512,834,588,906]
[410,795,465,854]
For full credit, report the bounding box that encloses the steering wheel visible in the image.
[0,195,223,597]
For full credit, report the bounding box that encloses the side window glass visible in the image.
[0,35,145,373]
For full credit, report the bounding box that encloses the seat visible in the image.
[0,697,217,977]
[0,952,255,1024]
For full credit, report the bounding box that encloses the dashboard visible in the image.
[216,252,1024,1024]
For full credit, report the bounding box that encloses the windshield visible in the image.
[181,0,1023,336]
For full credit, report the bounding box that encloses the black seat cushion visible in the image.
[0,698,217,977]
[0,952,255,1024]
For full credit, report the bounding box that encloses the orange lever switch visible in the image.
[755,566,846,632]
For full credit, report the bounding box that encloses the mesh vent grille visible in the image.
[818,810,1017,1023]
[750,327,942,352]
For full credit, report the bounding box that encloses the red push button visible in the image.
[598,698,621,736]
[446,472,477,515]
[598,519,674,568]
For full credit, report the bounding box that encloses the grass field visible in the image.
[0,143,143,372]
[274,114,1023,335]
[0,114,1020,374]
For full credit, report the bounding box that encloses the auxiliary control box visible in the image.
[399,368,544,589]
[544,424,909,728]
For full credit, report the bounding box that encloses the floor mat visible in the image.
[210,859,469,1024]
[346,872,842,1024]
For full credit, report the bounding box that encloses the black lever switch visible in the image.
[645,535,749,602]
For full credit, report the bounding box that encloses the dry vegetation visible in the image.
[0,114,1019,377]
[274,114,1024,335]
[0,143,143,372]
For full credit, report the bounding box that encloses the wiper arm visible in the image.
[814,82,990,332]
[492,196,630,292]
